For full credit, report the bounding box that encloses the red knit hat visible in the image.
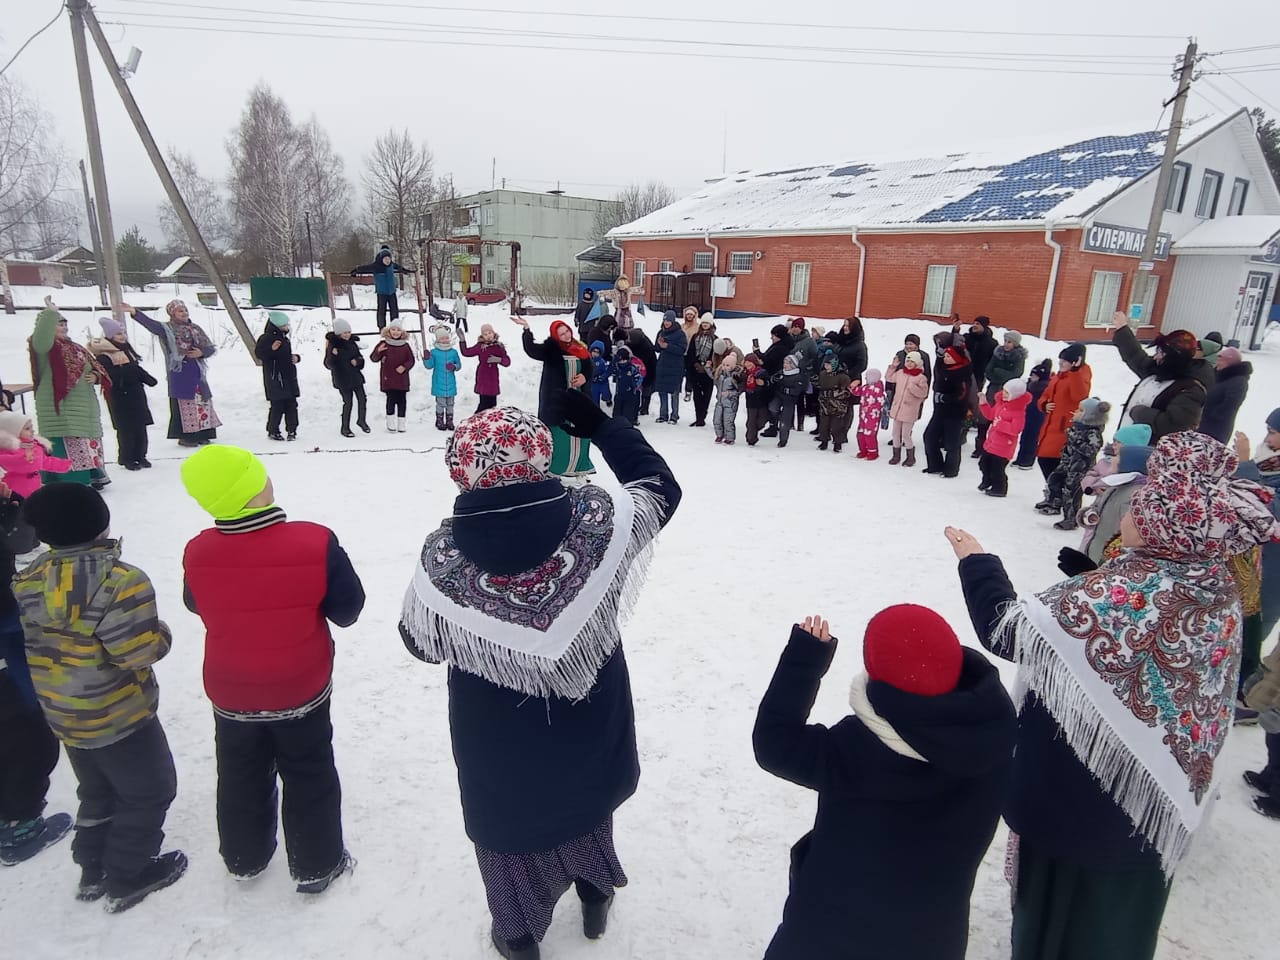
[790,316,806,330]
[863,604,963,696]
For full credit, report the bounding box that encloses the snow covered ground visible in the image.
[2,287,1278,960]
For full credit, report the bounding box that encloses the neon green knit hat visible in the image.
[181,444,270,521]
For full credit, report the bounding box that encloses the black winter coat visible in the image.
[1198,361,1251,443]
[965,330,998,389]
[829,331,868,382]
[931,361,972,419]
[523,329,590,422]
[754,628,1016,960]
[254,325,300,402]
[323,333,366,391]
[102,342,157,429]
[624,329,658,390]
[402,418,682,852]
[959,552,1162,869]
[761,334,796,377]
[984,345,1027,399]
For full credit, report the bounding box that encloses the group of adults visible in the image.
[9,299,221,492]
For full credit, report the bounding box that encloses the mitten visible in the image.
[1057,547,1098,578]
[446,362,457,372]
[547,389,608,438]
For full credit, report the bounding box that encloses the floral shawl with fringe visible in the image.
[998,550,1240,877]
[400,478,664,701]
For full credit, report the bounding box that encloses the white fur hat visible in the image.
[0,411,31,450]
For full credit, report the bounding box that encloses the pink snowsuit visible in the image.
[854,381,886,457]
[0,442,74,498]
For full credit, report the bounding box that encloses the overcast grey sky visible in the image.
[4,0,1278,246]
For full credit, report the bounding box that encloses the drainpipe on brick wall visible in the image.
[1041,223,1063,341]
[851,227,867,316]
[703,232,720,314]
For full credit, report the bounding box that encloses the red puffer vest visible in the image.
[184,519,333,713]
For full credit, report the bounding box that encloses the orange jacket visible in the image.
[1035,364,1093,459]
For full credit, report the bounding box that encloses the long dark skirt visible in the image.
[167,398,219,442]
[475,817,627,943]
[1011,837,1171,960]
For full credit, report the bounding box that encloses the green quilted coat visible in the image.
[31,308,104,440]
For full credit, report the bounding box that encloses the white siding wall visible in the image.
[464,191,620,287]
[1164,255,1251,337]
[1093,113,1280,240]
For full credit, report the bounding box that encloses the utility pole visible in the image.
[1131,38,1198,326]
[304,211,315,278]
[79,160,107,307]
[79,2,255,352]
[68,0,123,320]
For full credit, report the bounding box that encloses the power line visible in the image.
[1205,43,1280,57]
[1200,77,1249,113]
[1203,56,1280,115]
[110,0,1186,42]
[101,4,1175,64]
[0,2,65,77]
[99,17,1173,77]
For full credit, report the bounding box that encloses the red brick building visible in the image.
[612,111,1280,348]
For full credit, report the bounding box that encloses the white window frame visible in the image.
[1084,270,1124,327]
[1165,161,1191,213]
[729,251,754,273]
[483,205,495,227]
[633,259,645,288]
[1140,275,1159,325]
[787,262,811,306]
[922,265,957,316]
[467,206,479,225]
[1196,170,1223,219]
[484,268,495,287]
[692,251,713,273]
[658,259,673,273]
[1228,178,1249,216]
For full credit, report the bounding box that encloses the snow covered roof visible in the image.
[159,256,197,278]
[1172,216,1280,255]
[609,130,1170,239]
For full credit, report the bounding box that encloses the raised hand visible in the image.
[799,615,832,642]
[944,526,984,560]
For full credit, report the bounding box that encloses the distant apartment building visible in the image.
[450,189,620,292]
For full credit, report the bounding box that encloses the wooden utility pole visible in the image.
[68,0,123,320]
[1131,38,1198,325]
[79,2,255,353]
[79,160,108,308]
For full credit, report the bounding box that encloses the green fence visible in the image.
[249,277,329,308]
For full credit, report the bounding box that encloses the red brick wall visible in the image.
[620,229,1175,343]
[619,236,858,319]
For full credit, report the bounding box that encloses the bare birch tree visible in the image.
[592,181,674,239]
[296,116,351,264]
[227,84,305,275]
[0,76,77,258]
[155,148,231,254]
[362,128,434,264]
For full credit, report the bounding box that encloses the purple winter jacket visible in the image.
[459,337,510,396]
[133,310,215,400]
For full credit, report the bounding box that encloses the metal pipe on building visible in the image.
[1041,223,1063,341]
[703,232,720,314]
[851,227,867,316]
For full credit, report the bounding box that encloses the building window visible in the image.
[633,260,645,288]
[692,251,713,273]
[1165,161,1191,213]
[1084,270,1124,327]
[485,269,495,287]
[922,265,957,316]
[1196,170,1223,219]
[484,244,496,258]
[729,251,754,273]
[788,262,811,306]
[659,260,673,273]
[1139,275,1159,325]
[1228,178,1249,216]
[483,206,495,227]
[467,207,479,225]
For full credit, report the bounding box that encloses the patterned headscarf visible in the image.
[1130,432,1279,559]
[445,407,553,491]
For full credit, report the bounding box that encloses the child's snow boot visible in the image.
[446,416,455,432]
[436,414,446,432]
[341,427,355,438]
[357,419,371,433]
[0,813,72,866]
[889,446,901,465]
[1053,518,1079,531]
[386,414,397,433]
[903,449,916,468]
[491,929,540,960]
[268,431,284,441]
[77,865,107,902]
[396,417,407,433]
[296,849,354,896]
[818,440,829,451]
[104,850,188,914]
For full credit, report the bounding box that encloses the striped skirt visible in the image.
[548,425,594,477]
[475,818,627,943]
